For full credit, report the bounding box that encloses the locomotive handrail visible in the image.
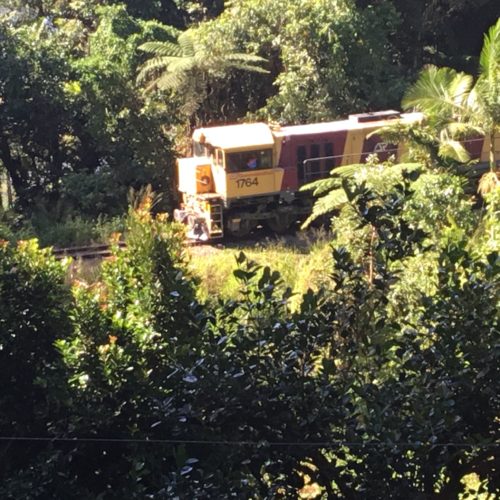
[301,135,486,168]
[301,148,401,182]
[302,148,400,167]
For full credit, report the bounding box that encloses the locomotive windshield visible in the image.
[226,149,273,172]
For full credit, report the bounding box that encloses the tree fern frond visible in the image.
[302,188,348,228]
[313,178,342,196]
[392,162,421,172]
[226,62,269,74]
[177,31,196,57]
[192,51,213,69]
[139,41,183,57]
[332,164,364,178]
[302,177,342,196]
[221,52,268,73]
[226,52,267,61]
[155,71,185,91]
[300,177,335,192]
[165,57,196,74]
[136,56,173,83]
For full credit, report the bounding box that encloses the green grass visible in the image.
[188,231,333,307]
[62,229,335,304]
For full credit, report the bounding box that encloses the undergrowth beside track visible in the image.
[188,231,333,307]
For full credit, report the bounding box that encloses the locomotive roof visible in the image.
[192,112,424,150]
[277,111,423,137]
[193,123,274,151]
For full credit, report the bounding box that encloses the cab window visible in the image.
[214,148,224,167]
[226,149,273,172]
[193,140,206,157]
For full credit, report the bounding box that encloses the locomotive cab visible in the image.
[175,123,286,239]
[191,123,284,201]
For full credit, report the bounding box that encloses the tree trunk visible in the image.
[0,135,28,209]
[489,131,496,171]
[6,171,13,208]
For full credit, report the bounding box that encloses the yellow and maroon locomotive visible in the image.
[173,110,498,240]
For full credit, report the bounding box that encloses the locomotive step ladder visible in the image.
[209,201,224,238]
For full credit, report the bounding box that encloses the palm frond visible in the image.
[446,122,484,138]
[402,66,470,118]
[438,139,470,163]
[479,18,500,83]
[372,123,413,144]
[449,72,474,108]
[476,20,500,129]
[478,171,500,195]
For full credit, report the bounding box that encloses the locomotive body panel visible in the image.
[177,157,213,195]
[225,168,284,199]
[481,133,500,162]
[464,136,484,160]
[277,130,349,188]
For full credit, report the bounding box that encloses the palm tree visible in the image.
[137,29,268,120]
[304,20,499,227]
[402,18,500,176]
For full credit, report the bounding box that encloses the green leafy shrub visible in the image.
[0,191,498,498]
[471,187,500,259]
[0,240,73,494]
[52,202,203,497]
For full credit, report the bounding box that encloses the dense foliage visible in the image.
[0,177,498,497]
[0,5,175,219]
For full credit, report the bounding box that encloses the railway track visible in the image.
[51,238,215,260]
[51,226,326,261]
[51,237,251,260]
[52,242,126,260]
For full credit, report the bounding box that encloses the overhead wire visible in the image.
[0,436,497,449]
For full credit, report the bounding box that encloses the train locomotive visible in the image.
[173,110,499,240]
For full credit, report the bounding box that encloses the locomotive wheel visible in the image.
[226,217,255,238]
[265,213,293,234]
